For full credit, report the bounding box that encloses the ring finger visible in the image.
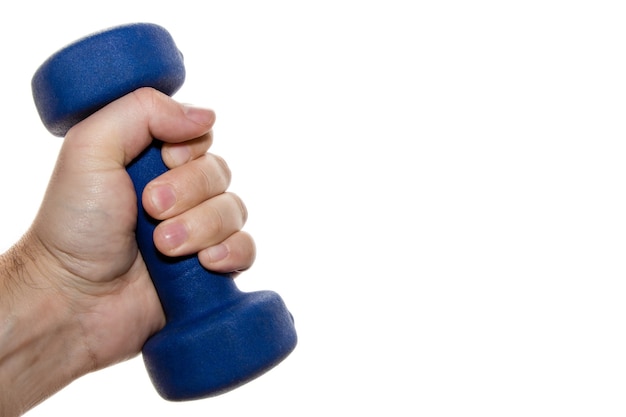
[143,152,232,220]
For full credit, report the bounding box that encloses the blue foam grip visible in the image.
[31,23,297,400]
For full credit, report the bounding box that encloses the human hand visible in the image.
[0,87,255,415]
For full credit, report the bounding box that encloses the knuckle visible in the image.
[227,192,248,224]
[130,87,160,111]
[195,160,214,196]
[206,204,225,236]
[198,206,225,239]
[204,129,214,149]
[211,153,232,186]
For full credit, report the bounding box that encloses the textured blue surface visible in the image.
[32,23,186,137]
[31,23,297,401]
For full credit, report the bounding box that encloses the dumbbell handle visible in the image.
[127,142,241,322]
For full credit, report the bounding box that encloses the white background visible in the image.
[2,1,626,416]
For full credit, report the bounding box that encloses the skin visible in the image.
[0,88,256,416]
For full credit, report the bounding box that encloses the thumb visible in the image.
[62,87,215,170]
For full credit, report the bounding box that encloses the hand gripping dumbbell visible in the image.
[31,23,297,401]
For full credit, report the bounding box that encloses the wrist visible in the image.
[0,232,94,416]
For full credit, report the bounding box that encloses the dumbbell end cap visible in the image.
[142,290,298,401]
[31,23,185,137]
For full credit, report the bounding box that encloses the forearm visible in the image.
[0,234,92,416]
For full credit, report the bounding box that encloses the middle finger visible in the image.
[143,152,232,220]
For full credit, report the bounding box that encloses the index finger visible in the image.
[65,87,215,170]
[161,130,214,168]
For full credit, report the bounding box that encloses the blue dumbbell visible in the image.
[31,23,297,401]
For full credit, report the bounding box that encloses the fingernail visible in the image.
[183,104,215,126]
[205,244,229,263]
[161,222,188,251]
[165,144,191,166]
[151,184,176,213]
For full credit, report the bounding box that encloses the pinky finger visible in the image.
[198,231,256,277]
